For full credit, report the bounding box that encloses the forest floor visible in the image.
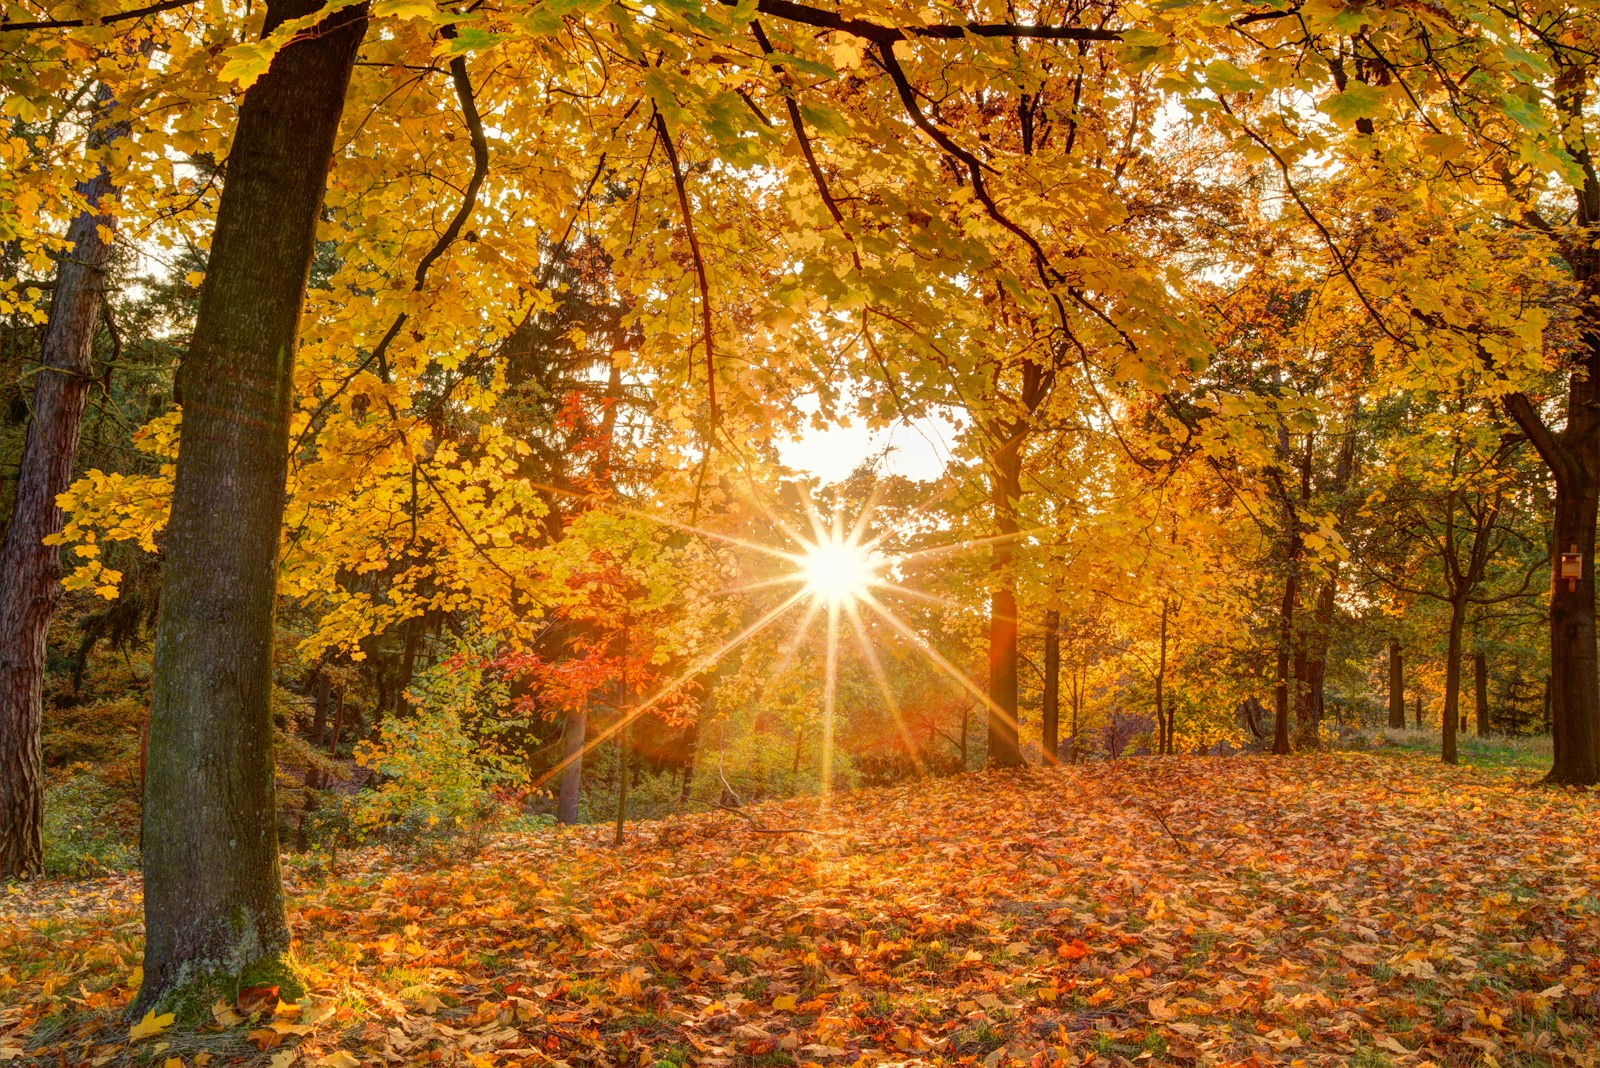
[3,752,1598,1068]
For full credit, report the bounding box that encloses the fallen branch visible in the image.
[1138,802,1190,854]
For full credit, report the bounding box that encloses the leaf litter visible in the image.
[2,753,1598,1067]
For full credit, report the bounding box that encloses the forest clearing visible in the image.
[5,1,1600,1065]
[4,752,1598,1068]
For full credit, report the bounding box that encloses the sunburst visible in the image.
[530,483,1029,811]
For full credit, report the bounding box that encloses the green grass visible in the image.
[1362,727,1552,771]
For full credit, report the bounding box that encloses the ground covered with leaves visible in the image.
[4,754,1598,1068]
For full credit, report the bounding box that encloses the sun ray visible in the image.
[892,525,1054,567]
[843,597,927,778]
[533,585,812,791]
[858,590,1021,741]
[821,596,841,796]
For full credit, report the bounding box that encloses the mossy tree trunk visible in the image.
[137,0,368,1010]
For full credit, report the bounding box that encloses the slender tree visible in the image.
[1041,607,1060,764]
[1474,648,1490,737]
[1387,638,1406,729]
[0,85,128,879]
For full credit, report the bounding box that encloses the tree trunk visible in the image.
[311,671,331,745]
[0,87,126,879]
[556,707,586,824]
[1441,601,1465,765]
[679,719,698,803]
[1414,694,1422,728]
[327,685,345,757]
[1155,598,1170,754]
[137,0,368,1011]
[1474,649,1489,736]
[1547,482,1600,783]
[1387,638,1405,728]
[613,620,629,846]
[986,432,1023,767]
[1069,662,1082,764]
[1041,608,1059,764]
[613,724,629,847]
[1544,674,1552,734]
[394,615,424,718]
[959,702,968,769]
[1273,560,1295,756]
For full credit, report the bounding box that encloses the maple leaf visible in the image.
[127,1010,174,1042]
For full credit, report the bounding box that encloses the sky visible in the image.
[777,411,961,484]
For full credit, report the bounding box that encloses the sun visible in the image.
[800,538,878,605]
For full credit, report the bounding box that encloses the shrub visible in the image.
[352,641,524,859]
[42,768,139,877]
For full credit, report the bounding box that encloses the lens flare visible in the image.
[526,481,1039,809]
[800,539,878,605]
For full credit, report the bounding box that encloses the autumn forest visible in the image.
[2,0,1599,1065]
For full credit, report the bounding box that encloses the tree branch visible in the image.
[2,0,196,31]
[652,108,719,455]
[741,0,1121,44]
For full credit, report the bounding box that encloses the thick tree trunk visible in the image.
[0,89,125,879]
[1387,639,1405,728]
[556,708,586,824]
[1041,608,1059,764]
[137,0,368,1011]
[1441,601,1465,765]
[1547,479,1600,783]
[985,434,1023,767]
[1474,649,1489,736]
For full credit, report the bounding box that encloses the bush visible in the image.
[352,642,524,859]
[42,768,139,877]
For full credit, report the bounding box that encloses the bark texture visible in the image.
[137,0,368,1009]
[985,432,1023,767]
[0,89,125,879]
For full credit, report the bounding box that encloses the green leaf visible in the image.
[1319,81,1383,127]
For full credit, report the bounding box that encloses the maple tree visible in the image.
[1,0,1597,1040]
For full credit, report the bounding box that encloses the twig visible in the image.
[1138,802,1190,854]
[710,800,822,836]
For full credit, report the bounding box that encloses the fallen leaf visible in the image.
[128,1010,175,1042]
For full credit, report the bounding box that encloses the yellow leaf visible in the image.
[319,1053,360,1068]
[772,994,798,1011]
[129,1009,175,1042]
